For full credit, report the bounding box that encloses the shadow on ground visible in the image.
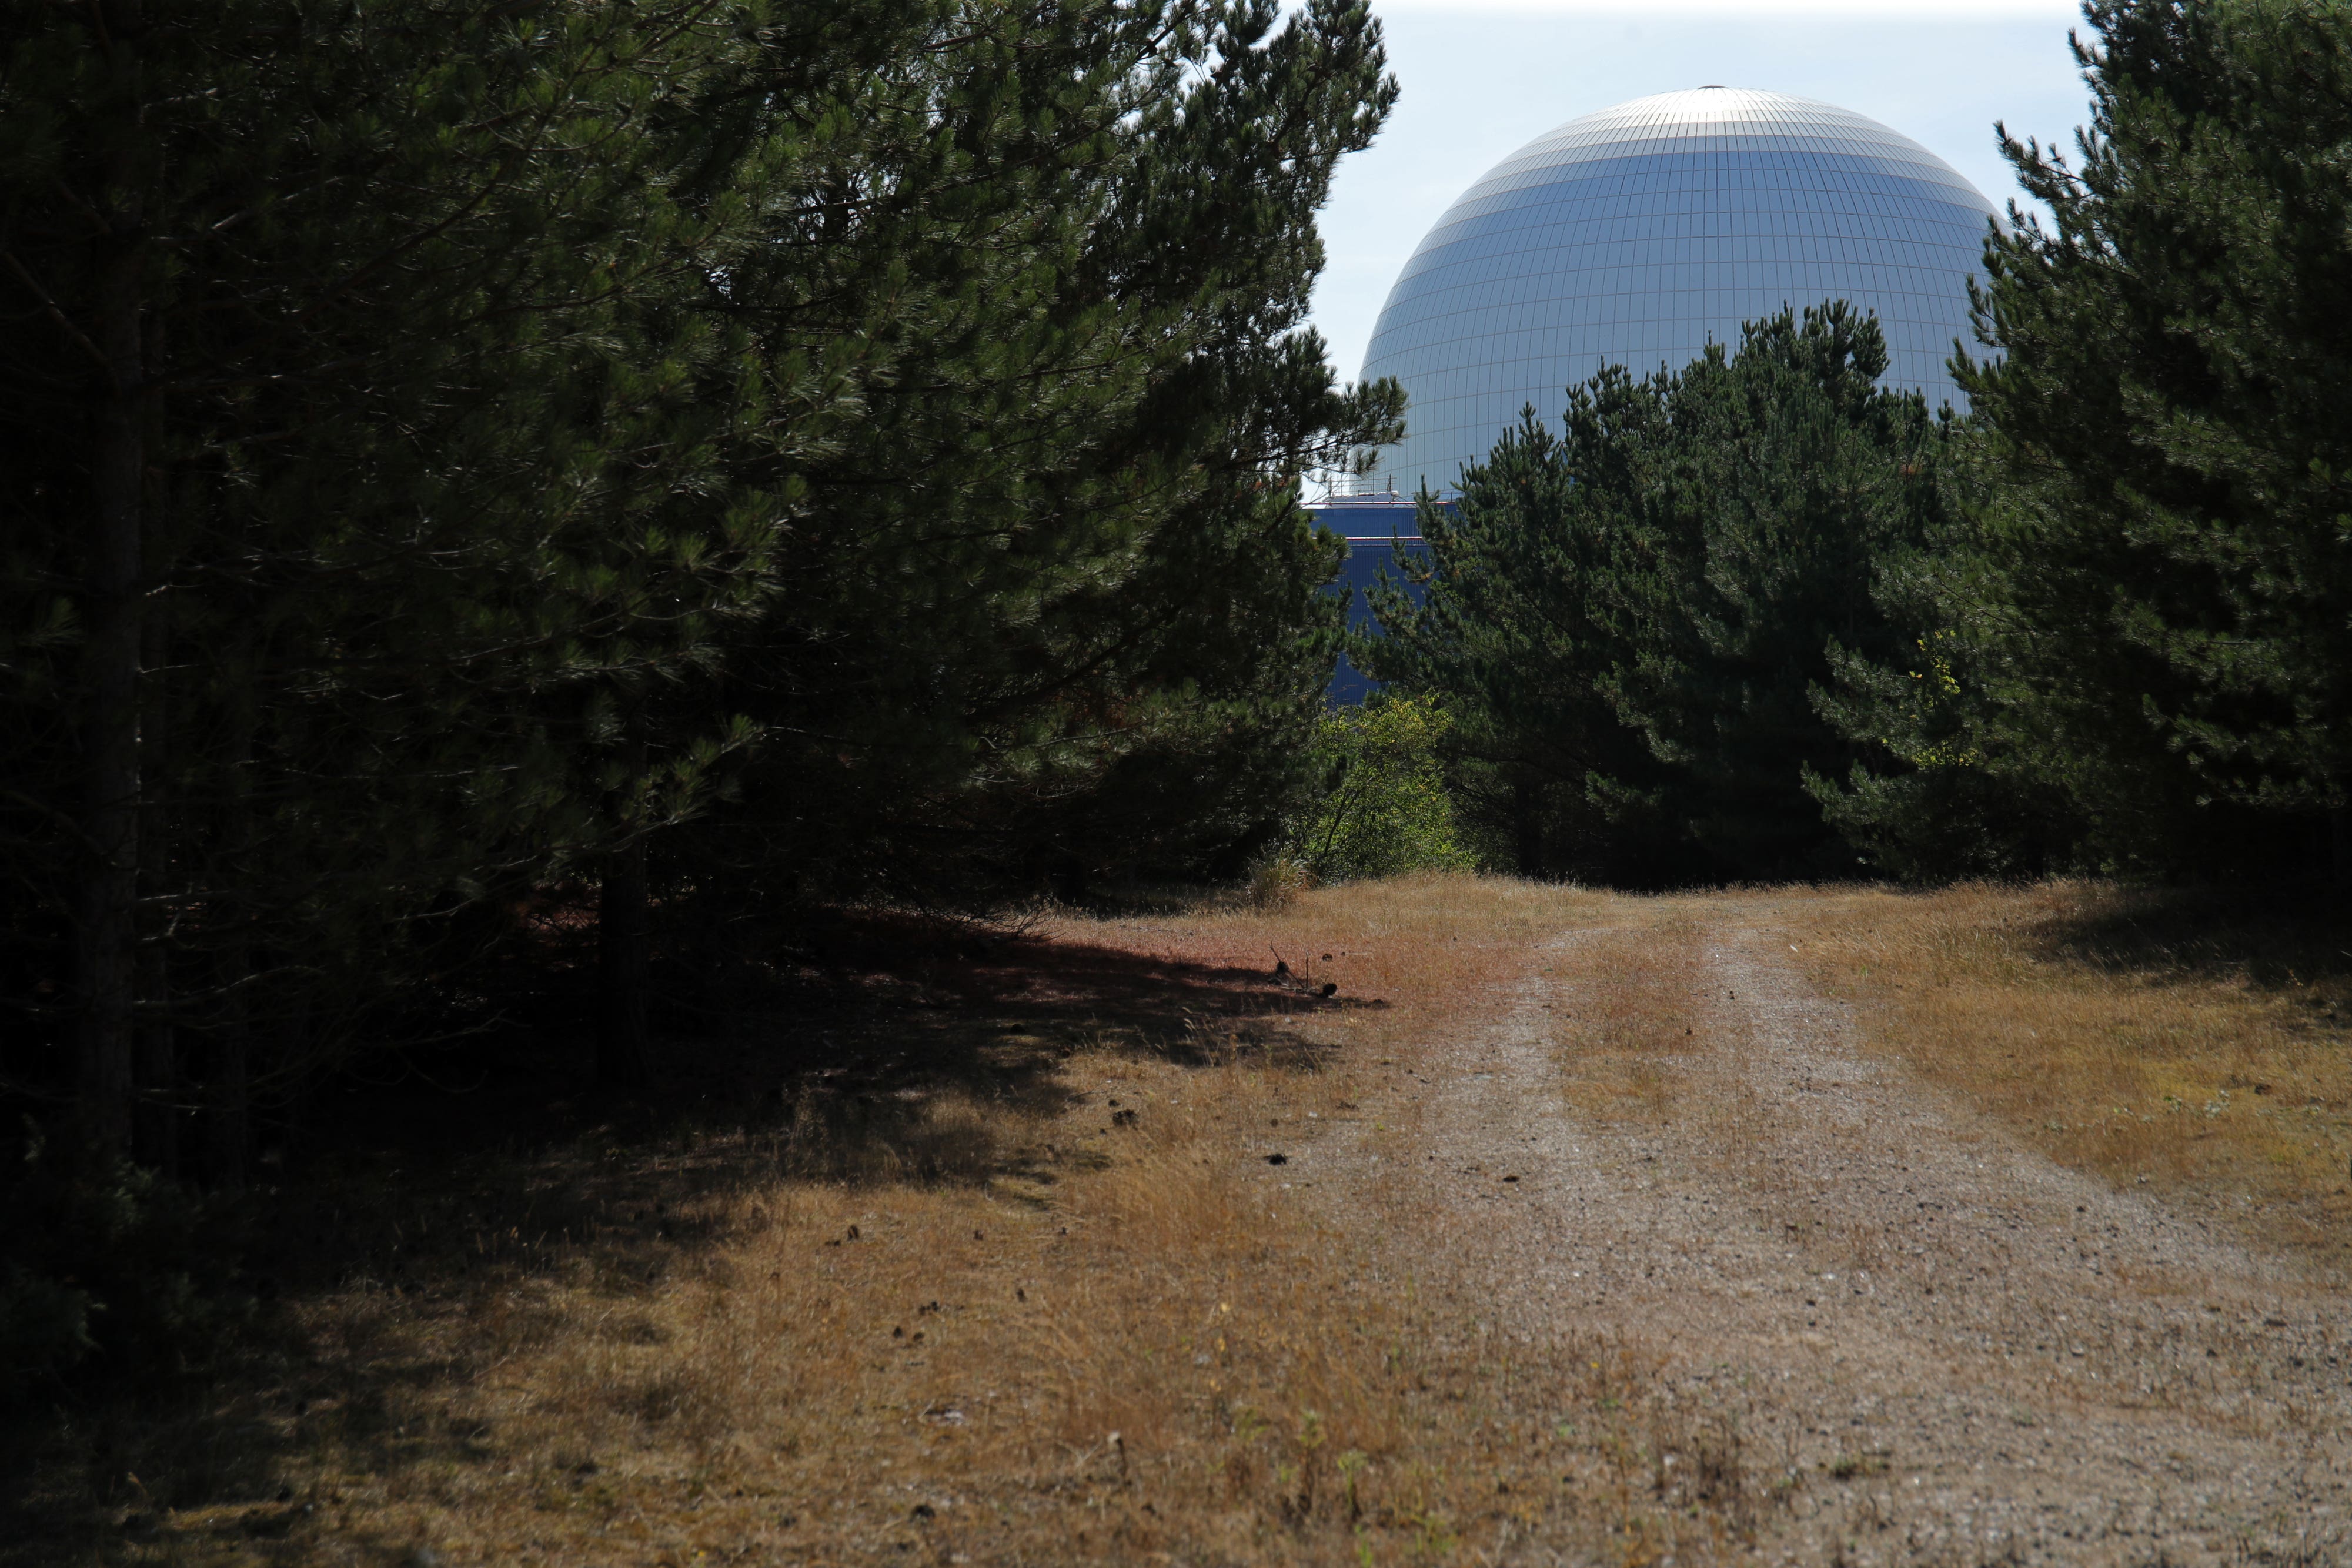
[0,902,1365,1566]
[2027,877,2352,1011]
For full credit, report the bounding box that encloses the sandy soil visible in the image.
[1305,899,2350,1566]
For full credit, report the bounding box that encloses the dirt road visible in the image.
[1324,901,2349,1565]
[81,880,2336,1568]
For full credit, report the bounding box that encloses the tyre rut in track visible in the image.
[1322,907,2350,1565]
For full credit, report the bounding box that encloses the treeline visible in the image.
[1369,0,2352,889]
[1,0,1401,1193]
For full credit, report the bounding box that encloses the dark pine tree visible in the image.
[661,0,1403,918]
[0,2,796,1158]
[1912,0,2352,880]
[1368,303,1950,883]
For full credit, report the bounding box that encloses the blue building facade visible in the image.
[1308,490,1432,705]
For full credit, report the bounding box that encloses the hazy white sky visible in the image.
[1308,0,2100,379]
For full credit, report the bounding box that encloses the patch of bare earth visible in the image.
[1340,892,2350,1564]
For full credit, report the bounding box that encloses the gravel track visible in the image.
[1342,909,2351,1565]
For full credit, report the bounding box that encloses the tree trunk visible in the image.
[76,1,149,1155]
[133,983,177,1172]
[1512,773,1542,878]
[2333,803,2350,889]
[597,837,652,1089]
[209,1012,249,1192]
[212,628,260,1189]
[133,597,175,1175]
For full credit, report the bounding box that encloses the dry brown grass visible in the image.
[37,872,2338,1567]
[31,873,1763,1568]
[1779,880,2352,1265]
[1412,876,2352,1282]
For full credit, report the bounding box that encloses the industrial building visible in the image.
[1307,487,1429,705]
[1353,86,1999,498]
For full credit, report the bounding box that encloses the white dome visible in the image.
[1358,86,1998,496]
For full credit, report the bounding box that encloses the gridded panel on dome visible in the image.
[1358,87,1998,498]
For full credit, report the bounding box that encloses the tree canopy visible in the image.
[0,0,1399,1175]
[1819,0,2352,880]
[1365,303,1950,883]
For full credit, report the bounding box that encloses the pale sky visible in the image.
[1307,0,2099,381]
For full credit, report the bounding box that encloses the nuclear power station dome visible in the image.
[1356,86,1998,497]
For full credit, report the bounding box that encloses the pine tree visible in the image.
[1361,386,1684,883]
[1917,0,2352,878]
[1,2,796,1158]
[668,0,1401,909]
[2,0,1404,1149]
[1368,305,1947,882]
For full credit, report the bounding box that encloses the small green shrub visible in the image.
[1303,696,1473,882]
[1246,848,1318,910]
